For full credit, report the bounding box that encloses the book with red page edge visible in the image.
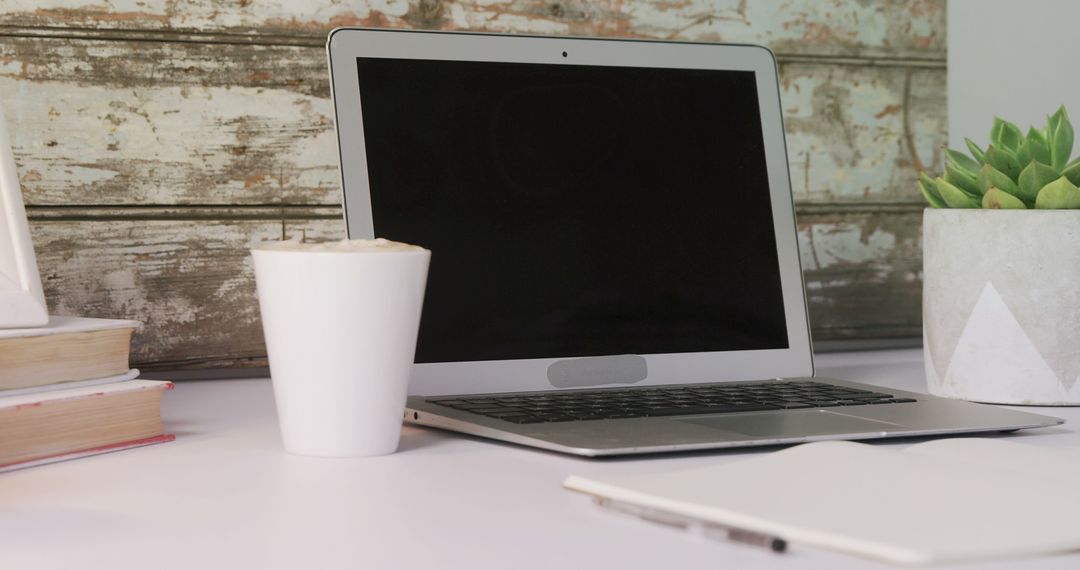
[0,433,176,473]
[0,380,174,472]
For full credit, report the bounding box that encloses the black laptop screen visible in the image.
[354,57,789,363]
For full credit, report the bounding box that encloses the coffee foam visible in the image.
[254,238,426,253]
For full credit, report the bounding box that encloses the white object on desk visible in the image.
[251,239,430,457]
[3,349,1078,570]
[566,438,1080,565]
[0,100,47,328]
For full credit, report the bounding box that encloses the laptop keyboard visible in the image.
[427,380,916,424]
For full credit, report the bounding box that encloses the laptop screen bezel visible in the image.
[327,28,814,396]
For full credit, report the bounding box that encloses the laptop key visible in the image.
[485,409,527,417]
[848,393,894,400]
[645,404,779,417]
[444,402,490,409]
[503,416,547,424]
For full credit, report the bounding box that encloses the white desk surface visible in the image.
[4,349,1079,570]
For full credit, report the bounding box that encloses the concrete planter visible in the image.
[923,209,1080,405]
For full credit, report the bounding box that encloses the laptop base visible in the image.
[406,377,1062,457]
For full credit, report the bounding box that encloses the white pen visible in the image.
[595,497,788,553]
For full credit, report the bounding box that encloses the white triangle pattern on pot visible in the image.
[943,282,1065,403]
[922,328,938,391]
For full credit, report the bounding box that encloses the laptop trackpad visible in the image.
[682,410,906,437]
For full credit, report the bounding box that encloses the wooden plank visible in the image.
[0,36,338,207]
[6,0,944,369]
[1,35,943,207]
[1,0,945,59]
[781,62,945,204]
[25,205,343,222]
[29,217,346,370]
[799,209,924,340]
[29,209,920,371]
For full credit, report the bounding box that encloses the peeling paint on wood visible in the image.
[25,205,343,222]
[29,211,918,370]
[0,1,944,59]
[3,0,945,370]
[799,210,924,340]
[0,35,940,207]
[781,63,945,203]
[31,218,346,369]
[0,38,338,206]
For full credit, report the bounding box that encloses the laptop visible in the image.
[326,29,1061,456]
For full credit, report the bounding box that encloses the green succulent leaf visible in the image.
[1050,108,1074,171]
[944,163,980,195]
[936,177,980,208]
[1047,108,1064,145]
[984,145,1022,181]
[983,187,1027,209]
[1054,126,1071,171]
[1048,106,1068,136]
[991,118,1004,147]
[945,148,981,176]
[964,138,987,164]
[1017,160,1059,205]
[1060,160,1080,186]
[1026,128,1051,165]
[1035,176,1080,209]
[919,173,946,208]
[1015,140,1033,168]
[976,163,1019,196]
[993,118,1023,152]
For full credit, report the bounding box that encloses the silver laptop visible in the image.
[326,29,1061,456]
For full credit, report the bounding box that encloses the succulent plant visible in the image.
[920,106,1080,209]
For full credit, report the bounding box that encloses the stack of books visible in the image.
[0,316,173,472]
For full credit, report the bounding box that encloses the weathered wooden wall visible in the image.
[0,1,944,371]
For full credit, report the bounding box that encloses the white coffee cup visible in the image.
[252,238,430,457]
